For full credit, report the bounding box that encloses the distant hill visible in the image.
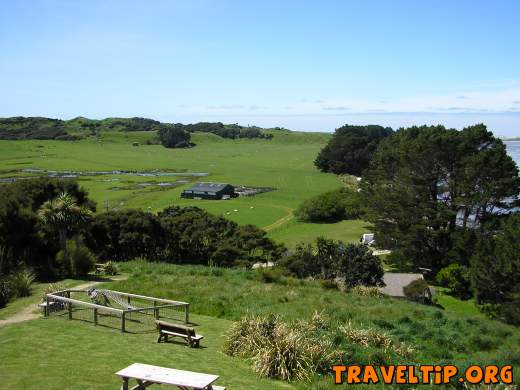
[0,116,284,141]
[0,117,80,140]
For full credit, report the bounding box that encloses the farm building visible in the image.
[379,273,434,300]
[181,182,236,200]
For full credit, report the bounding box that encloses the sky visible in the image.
[1,0,520,136]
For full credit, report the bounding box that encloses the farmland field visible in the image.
[0,130,369,247]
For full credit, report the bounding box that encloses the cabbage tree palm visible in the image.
[38,192,92,257]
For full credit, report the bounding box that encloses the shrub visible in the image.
[56,240,96,277]
[157,124,191,148]
[294,188,364,223]
[341,321,392,349]
[223,314,280,357]
[0,278,13,308]
[436,263,472,299]
[256,268,285,284]
[341,321,414,359]
[103,261,118,276]
[251,328,334,381]
[224,314,337,381]
[334,244,385,288]
[9,268,36,297]
[320,279,338,289]
[403,279,432,304]
[281,238,384,287]
[351,285,386,298]
[41,283,66,302]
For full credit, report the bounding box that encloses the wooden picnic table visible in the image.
[115,363,224,390]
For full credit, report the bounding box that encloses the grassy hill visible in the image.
[0,129,369,248]
[1,261,518,388]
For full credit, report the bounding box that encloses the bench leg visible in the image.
[157,333,162,343]
[121,377,129,390]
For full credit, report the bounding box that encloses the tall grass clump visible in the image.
[350,285,386,298]
[9,268,36,297]
[223,313,338,381]
[103,261,118,276]
[41,283,67,302]
[341,321,415,359]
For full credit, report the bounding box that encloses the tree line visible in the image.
[314,123,520,324]
[0,117,273,144]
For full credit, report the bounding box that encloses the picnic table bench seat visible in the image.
[156,320,204,348]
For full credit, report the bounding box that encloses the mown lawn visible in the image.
[0,279,94,320]
[0,314,292,389]
[1,261,519,389]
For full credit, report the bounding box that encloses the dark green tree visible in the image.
[280,238,384,286]
[362,124,519,272]
[315,124,393,176]
[471,214,520,325]
[334,244,385,288]
[157,124,191,148]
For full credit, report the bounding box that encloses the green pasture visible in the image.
[0,130,371,247]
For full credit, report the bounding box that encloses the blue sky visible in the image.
[1,0,520,136]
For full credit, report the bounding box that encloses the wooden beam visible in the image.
[46,294,123,314]
[104,289,189,305]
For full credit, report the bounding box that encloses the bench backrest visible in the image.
[155,320,195,337]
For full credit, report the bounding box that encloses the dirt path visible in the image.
[262,205,294,232]
[0,275,127,328]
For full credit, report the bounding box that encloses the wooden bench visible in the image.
[155,320,204,348]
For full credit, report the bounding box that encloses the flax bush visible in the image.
[223,313,339,381]
[9,268,36,297]
[223,314,279,357]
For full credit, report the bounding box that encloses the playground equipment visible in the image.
[44,288,189,333]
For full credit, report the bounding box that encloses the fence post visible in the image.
[185,304,189,324]
[121,312,126,333]
[154,300,158,320]
[66,291,72,320]
[94,308,98,326]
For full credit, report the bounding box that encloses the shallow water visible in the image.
[505,140,520,167]
[0,168,209,182]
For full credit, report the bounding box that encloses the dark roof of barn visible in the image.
[185,182,233,192]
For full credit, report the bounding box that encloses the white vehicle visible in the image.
[361,233,375,246]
